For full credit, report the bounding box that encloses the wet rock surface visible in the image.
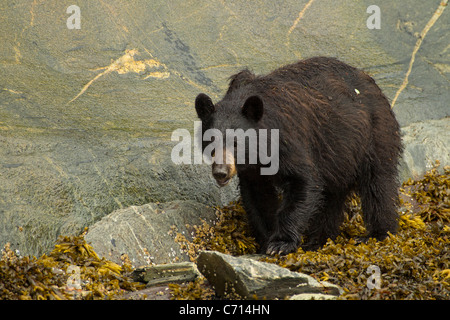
[0,0,448,257]
[399,118,450,182]
[196,250,342,299]
[84,200,217,266]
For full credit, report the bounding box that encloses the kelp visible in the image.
[401,161,450,224]
[0,229,144,300]
[174,202,258,260]
[169,277,215,300]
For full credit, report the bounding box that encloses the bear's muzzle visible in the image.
[211,148,237,187]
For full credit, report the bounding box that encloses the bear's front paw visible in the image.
[266,237,299,256]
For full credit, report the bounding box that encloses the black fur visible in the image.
[195,57,402,254]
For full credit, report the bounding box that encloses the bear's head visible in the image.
[195,93,264,187]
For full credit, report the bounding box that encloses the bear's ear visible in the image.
[242,95,264,122]
[195,93,215,120]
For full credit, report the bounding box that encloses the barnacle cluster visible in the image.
[0,229,144,300]
[173,164,449,300]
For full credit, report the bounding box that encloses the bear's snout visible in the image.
[211,147,237,187]
[212,163,234,187]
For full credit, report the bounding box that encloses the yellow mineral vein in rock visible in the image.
[286,0,315,48]
[67,49,169,104]
[143,71,170,80]
[391,0,448,108]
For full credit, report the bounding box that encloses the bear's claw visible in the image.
[266,240,298,256]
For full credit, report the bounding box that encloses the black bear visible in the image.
[195,57,402,255]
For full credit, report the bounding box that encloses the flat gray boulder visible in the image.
[197,250,342,299]
[85,200,217,266]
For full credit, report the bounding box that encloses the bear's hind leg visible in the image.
[358,166,399,241]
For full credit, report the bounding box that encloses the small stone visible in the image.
[132,262,201,287]
[289,293,338,300]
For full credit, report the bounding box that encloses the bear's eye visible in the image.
[209,136,216,157]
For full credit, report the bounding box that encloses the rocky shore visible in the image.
[130,251,343,300]
[1,165,448,299]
